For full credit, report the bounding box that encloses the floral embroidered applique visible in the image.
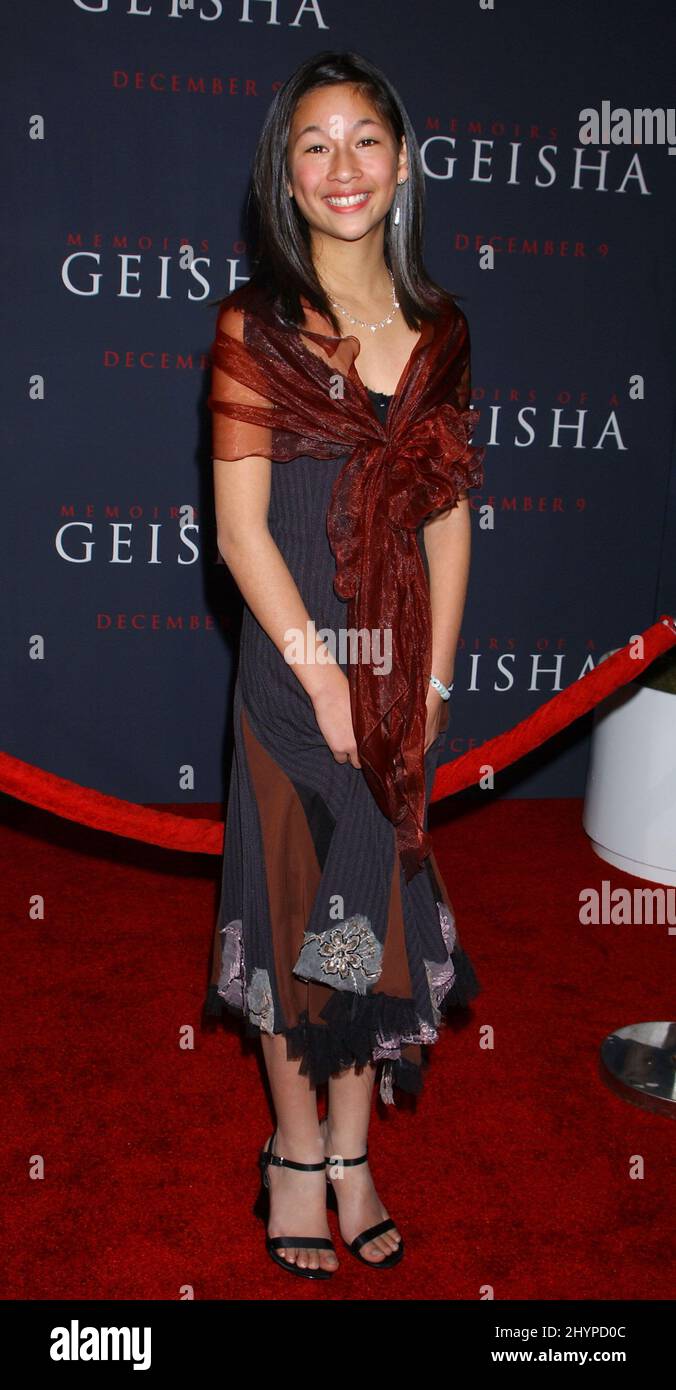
[247,967,275,1034]
[373,902,460,1101]
[217,921,274,1033]
[423,900,458,1023]
[293,914,383,995]
[216,918,246,1013]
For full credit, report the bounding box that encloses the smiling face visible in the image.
[285,83,408,245]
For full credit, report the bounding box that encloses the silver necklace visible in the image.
[325,267,400,334]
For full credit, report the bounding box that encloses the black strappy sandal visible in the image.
[256,1130,338,1280]
[324,1148,405,1268]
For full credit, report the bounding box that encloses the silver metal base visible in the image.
[600,1022,676,1117]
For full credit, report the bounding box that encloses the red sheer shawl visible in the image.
[207,279,485,882]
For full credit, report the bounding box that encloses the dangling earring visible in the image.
[394,176,405,226]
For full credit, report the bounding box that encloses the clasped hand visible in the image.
[311,670,449,767]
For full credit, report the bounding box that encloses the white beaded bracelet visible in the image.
[429,674,451,701]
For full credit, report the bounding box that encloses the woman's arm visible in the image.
[421,495,472,745]
[214,453,361,766]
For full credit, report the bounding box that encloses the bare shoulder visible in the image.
[214,296,245,341]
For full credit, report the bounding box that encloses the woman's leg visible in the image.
[322,1063,403,1263]
[259,1033,339,1272]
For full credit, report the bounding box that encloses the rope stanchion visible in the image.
[1,616,674,854]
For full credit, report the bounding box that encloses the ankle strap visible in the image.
[325,1151,368,1167]
[261,1134,326,1172]
[264,1153,327,1172]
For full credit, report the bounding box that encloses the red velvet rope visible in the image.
[1,615,674,856]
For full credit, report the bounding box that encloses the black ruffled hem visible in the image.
[204,943,481,1103]
[283,989,427,1096]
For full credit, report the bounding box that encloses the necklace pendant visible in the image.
[326,267,399,335]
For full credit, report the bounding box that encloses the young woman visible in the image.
[205,50,484,1280]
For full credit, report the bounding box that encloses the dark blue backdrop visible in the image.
[3,0,675,808]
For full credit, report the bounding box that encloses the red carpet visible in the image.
[2,791,673,1301]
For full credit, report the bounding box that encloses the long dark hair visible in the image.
[212,50,458,334]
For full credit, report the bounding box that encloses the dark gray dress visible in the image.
[204,387,481,1105]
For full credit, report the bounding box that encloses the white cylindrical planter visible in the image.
[583,680,676,887]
